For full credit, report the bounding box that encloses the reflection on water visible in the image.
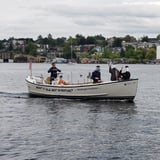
[25,97,137,115]
[22,97,138,159]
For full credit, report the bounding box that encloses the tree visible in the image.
[0,41,4,49]
[141,36,149,42]
[37,35,43,44]
[110,52,121,59]
[43,37,49,45]
[56,37,66,46]
[125,46,136,59]
[91,53,102,61]
[48,33,53,39]
[79,52,91,59]
[95,34,106,46]
[156,34,160,40]
[112,37,122,47]
[135,48,146,63]
[86,36,96,44]
[25,41,38,56]
[145,48,156,60]
[47,33,53,47]
[89,48,97,55]
[102,48,112,58]
[62,42,76,59]
[123,35,137,42]
[95,34,105,41]
[75,34,86,45]
[8,42,14,51]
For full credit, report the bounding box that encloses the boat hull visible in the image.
[26,76,138,101]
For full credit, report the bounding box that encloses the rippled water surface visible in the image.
[0,63,160,160]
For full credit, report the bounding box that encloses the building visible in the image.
[0,52,14,63]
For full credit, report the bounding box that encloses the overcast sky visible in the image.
[0,0,160,39]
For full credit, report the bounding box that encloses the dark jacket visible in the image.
[109,66,120,81]
[48,66,61,80]
[120,70,130,80]
[91,70,101,83]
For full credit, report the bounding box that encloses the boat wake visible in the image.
[0,91,29,99]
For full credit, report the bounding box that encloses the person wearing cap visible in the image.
[119,66,131,80]
[91,65,101,83]
[108,64,120,81]
[48,62,61,83]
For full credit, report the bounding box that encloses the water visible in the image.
[0,63,160,160]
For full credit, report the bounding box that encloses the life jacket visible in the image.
[57,79,67,85]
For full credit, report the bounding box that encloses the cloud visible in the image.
[0,0,160,39]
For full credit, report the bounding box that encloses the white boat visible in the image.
[25,76,138,101]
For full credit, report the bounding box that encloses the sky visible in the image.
[0,0,160,40]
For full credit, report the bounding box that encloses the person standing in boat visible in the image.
[48,62,61,83]
[91,65,101,83]
[119,66,131,80]
[108,64,120,81]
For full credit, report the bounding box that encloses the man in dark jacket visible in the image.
[119,66,131,80]
[48,63,61,82]
[109,64,120,81]
[91,65,101,83]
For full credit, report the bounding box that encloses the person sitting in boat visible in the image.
[57,75,68,85]
[91,65,101,83]
[48,62,61,83]
[119,66,131,80]
[108,64,120,81]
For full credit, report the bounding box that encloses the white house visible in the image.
[156,46,160,59]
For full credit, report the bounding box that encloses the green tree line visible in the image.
[0,34,159,63]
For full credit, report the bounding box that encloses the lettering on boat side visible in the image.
[35,86,73,92]
[77,87,98,91]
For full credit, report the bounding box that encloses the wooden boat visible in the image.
[25,75,138,101]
